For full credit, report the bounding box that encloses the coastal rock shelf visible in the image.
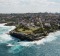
[9,23,60,41]
[9,31,45,41]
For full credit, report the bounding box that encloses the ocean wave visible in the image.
[0,34,13,43]
[14,31,59,46]
[0,23,16,43]
[8,31,60,54]
[1,23,59,46]
[7,31,60,47]
[0,23,7,26]
[0,23,60,54]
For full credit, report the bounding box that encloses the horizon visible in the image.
[0,12,60,14]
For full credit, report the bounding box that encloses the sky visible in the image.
[0,0,60,13]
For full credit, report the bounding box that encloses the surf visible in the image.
[0,23,60,54]
[0,23,15,43]
[6,31,59,47]
[7,31,60,54]
[0,23,60,46]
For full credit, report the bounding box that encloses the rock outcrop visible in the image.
[9,31,46,41]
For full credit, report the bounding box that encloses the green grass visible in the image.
[15,26,39,35]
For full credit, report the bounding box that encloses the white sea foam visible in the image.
[16,31,60,46]
[0,23,15,32]
[0,34,13,43]
[7,31,60,54]
[7,43,15,46]
[0,23,7,26]
[0,23,16,43]
[8,26,16,32]
[0,23,60,46]
[7,31,60,47]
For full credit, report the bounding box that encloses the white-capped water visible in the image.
[0,23,15,43]
[0,23,60,46]
[7,30,60,54]
[14,31,60,46]
[0,23,59,46]
[0,23,60,55]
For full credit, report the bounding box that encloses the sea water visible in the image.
[0,24,60,56]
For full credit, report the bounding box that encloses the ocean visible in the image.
[0,24,60,56]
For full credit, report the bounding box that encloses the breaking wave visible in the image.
[7,31,60,54]
[0,23,60,54]
[7,31,60,47]
[0,23,15,43]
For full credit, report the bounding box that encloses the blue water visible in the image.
[0,24,60,56]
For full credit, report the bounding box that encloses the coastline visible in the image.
[8,30,60,46]
[0,23,7,26]
[9,28,59,41]
[0,23,16,33]
[0,23,60,56]
[0,23,60,41]
[0,23,60,46]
